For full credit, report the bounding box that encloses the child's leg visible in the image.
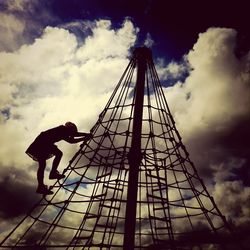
[51,148,63,173]
[37,159,46,187]
[49,147,65,180]
[36,159,53,195]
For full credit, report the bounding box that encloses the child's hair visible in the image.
[65,122,77,134]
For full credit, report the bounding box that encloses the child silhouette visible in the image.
[26,122,92,195]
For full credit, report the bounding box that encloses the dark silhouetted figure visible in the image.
[26,122,92,195]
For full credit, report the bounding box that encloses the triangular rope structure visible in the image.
[1,47,235,249]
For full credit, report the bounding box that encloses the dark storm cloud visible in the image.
[184,115,250,184]
[212,116,250,184]
[0,166,39,218]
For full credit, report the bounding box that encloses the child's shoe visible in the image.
[49,170,65,180]
[36,185,53,195]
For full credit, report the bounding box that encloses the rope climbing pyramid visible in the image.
[1,47,233,249]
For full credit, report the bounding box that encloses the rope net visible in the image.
[1,48,231,249]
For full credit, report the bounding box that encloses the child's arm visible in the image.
[75,132,90,137]
[65,137,84,143]
[64,133,92,144]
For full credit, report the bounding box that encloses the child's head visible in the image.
[65,122,77,135]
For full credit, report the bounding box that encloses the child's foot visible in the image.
[36,185,53,195]
[49,170,65,180]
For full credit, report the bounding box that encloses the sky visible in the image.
[0,0,250,246]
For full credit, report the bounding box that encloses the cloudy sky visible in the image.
[0,0,249,246]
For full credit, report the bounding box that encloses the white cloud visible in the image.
[159,28,250,180]
[0,13,25,51]
[156,57,189,85]
[76,19,138,61]
[211,157,246,183]
[0,0,58,52]
[213,180,250,225]
[164,28,250,139]
[6,0,28,12]
[144,32,154,47]
[0,19,137,178]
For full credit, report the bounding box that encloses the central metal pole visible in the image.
[123,47,151,250]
